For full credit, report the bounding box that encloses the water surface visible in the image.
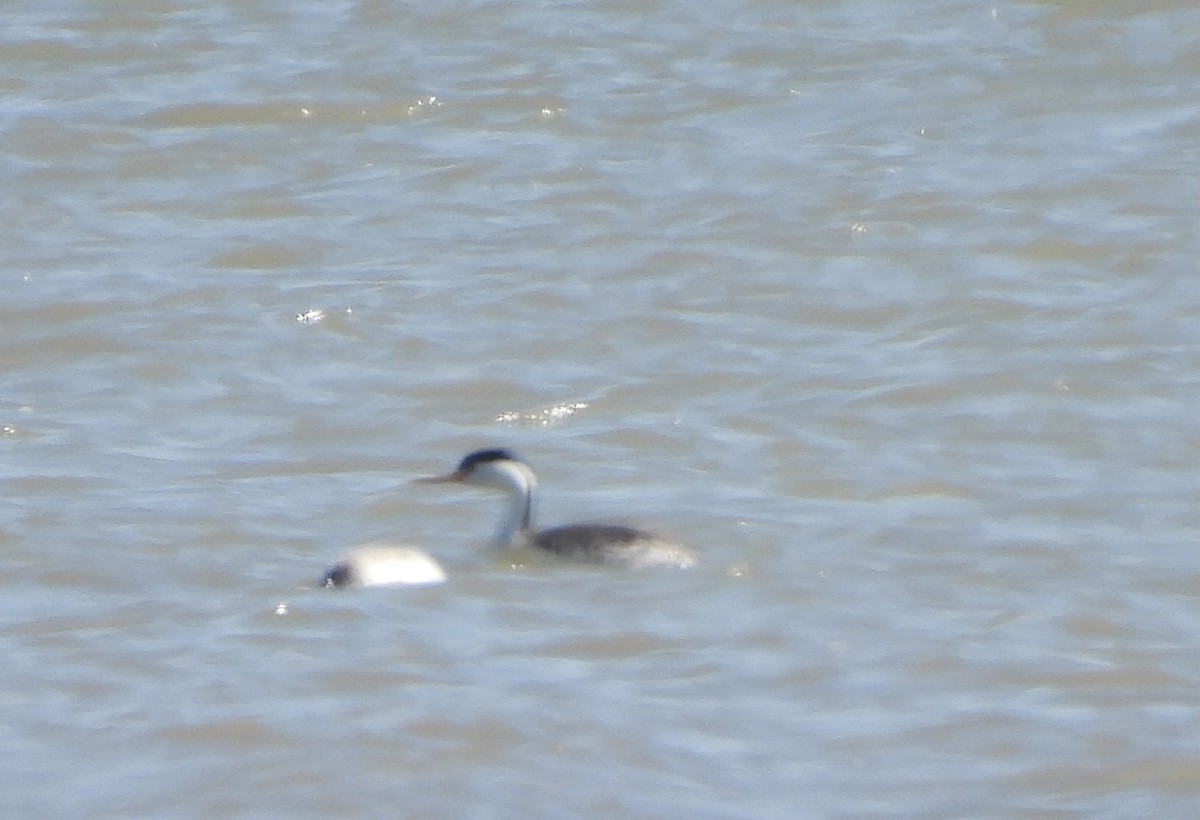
[2,0,1197,816]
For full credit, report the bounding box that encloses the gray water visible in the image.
[2,0,1197,816]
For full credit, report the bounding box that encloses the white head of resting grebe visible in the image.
[319,542,447,589]
[413,448,696,569]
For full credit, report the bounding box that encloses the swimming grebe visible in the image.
[414,448,695,569]
[319,542,447,589]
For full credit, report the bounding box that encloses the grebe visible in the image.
[414,448,695,569]
[319,542,447,589]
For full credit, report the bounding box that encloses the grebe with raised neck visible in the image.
[414,448,695,569]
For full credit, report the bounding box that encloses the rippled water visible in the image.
[2,0,1197,816]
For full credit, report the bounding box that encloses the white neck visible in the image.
[468,459,538,547]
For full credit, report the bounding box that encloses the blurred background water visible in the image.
[1,0,1197,816]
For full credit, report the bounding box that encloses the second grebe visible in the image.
[414,448,695,569]
[320,542,447,589]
